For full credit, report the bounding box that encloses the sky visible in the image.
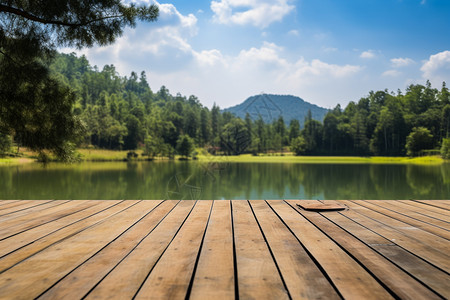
[66,0,450,109]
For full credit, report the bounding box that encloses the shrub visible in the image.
[405,127,433,157]
[290,136,307,156]
[441,138,450,159]
[0,134,12,156]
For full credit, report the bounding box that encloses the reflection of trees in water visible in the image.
[406,165,445,198]
[441,164,450,198]
[0,162,448,199]
[0,166,13,194]
[369,165,410,199]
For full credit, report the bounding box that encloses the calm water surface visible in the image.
[0,161,449,200]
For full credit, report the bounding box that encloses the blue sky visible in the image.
[69,0,450,109]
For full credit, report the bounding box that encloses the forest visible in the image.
[1,52,450,159]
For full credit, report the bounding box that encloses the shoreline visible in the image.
[0,149,445,165]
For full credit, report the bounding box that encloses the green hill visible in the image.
[224,94,328,126]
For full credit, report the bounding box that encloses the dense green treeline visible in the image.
[48,52,308,157]
[1,52,450,158]
[299,83,450,156]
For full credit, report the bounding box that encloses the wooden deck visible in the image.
[0,200,448,299]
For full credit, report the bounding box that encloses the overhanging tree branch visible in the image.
[0,4,123,27]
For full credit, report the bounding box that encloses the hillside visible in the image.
[224,94,328,126]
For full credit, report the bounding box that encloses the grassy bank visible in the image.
[196,153,445,165]
[0,158,12,163]
[0,157,35,165]
[0,149,445,165]
[77,149,145,161]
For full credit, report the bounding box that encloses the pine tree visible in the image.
[0,0,158,160]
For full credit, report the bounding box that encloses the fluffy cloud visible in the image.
[234,42,288,71]
[382,70,401,77]
[210,0,295,28]
[360,50,376,59]
[69,1,198,74]
[421,51,450,84]
[288,58,361,81]
[186,42,362,107]
[66,2,370,108]
[390,57,415,68]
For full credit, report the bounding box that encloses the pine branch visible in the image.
[0,4,123,27]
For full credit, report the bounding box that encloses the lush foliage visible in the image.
[0,0,158,160]
[290,136,307,155]
[0,133,11,155]
[45,54,450,158]
[2,51,449,159]
[176,135,195,158]
[307,83,449,157]
[406,127,433,156]
[441,138,450,159]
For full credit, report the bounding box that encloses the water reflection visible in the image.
[0,162,449,200]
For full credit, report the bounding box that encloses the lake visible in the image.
[0,161,449,200]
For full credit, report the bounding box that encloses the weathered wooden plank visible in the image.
[0,200,132,273]
[270,200,393,300]
[413,200,450,210]
[231,200,289,300]
[354,200,450,240]
[400,200,450,218]
[287,201,440,300]
[38,200,177,299]
[252,200,340,300]
[373,200,449,229]
[0,200,448,300]
[0,200,62,217]
[295,200,345,211]
[134,200,213,300]
[0,200,49,212]
[190,200,235,300]
[324,209,450,298]
[396,200,450,221]
[342,200,450,272]
[0,200,112,257]
[85,200,197,300]
[0,201,155,300]
[0,200,94,239]
[0,200,20,207]
[0,200,75,221]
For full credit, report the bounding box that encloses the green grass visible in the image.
[77,149,150,161]
[197,153,445,164]
[1,148,445,165]
[0,157,35,165]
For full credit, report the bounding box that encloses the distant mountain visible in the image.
[224,94,329,126]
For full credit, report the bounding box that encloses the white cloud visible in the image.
[234,42,288,71]
[288,29,299,36]
[194,49,225,67]
[68,1,198,74]
[360,50,376,59]
[382,70,401,77]
[421,50,450,84]
[290,58,361,79]
[390,57,415,68]
[186,43,362,107]
[210,0,295,28]
[63,2,377,108]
